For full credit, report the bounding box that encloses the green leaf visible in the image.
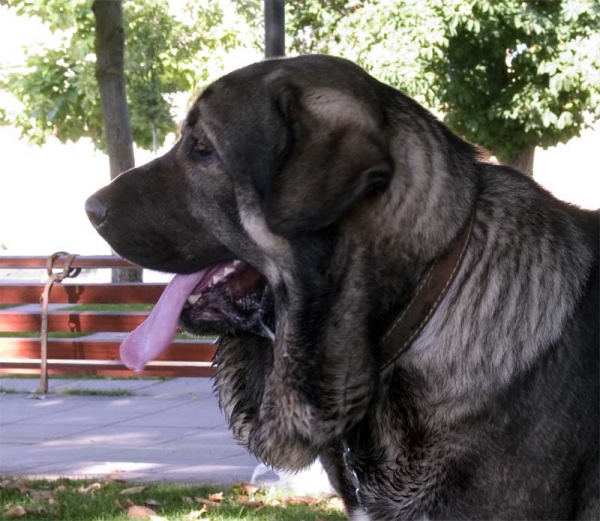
[2,0,600,162]
[556,111,573,130]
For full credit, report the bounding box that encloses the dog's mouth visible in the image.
[180,260,274,338]
[119,260,274,372]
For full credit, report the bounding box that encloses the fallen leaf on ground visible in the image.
[120,486,147,495]
[324,496,345,511]
[181,496,194,505]
[194,498,220,508]
[7,481,29,494]
[78,482,103,495]
[28,490,54,501]
[127,505,157,518]
[145,499,161,507]
[182,507,207,521]
[124,499,135,508]
[3,506,27,518]
[288,495,322,506]
[238,498,265,508]
[240,483,259,495]
[54,485,68,493]
[208,491,224,502]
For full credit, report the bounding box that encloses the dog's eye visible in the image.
[189,139,215,162]
[196,143,212,156]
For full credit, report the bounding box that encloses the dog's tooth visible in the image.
[233,260,241,267]
[187,294,201,305]
[259,319,276,342]
[211,267,235,284]
[262,324,276,342]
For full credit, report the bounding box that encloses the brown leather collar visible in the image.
[381,210,476,370]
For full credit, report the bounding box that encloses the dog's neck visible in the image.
[354,122,479,349]
[395,166,594,417]
[379,209,476,369]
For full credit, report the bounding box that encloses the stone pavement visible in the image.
[0,377,262,485]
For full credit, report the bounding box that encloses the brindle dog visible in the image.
[86,55,599,520]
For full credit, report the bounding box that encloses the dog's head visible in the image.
[85,55,399,368]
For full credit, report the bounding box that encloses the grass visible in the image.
[0,374,170,381]
[0,330,212,343]
[0,332,87,338]
[0,478,347,521]
[56,388,134,397]
[0,385,133,397]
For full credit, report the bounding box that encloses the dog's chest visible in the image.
[334,423,448,520]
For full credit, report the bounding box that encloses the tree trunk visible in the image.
[502,145,536,177]
[264,0,285,57]
[93,0,142,282]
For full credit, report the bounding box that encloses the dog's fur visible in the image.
[87,55,599,520]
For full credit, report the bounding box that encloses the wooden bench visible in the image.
[0,254,216,386]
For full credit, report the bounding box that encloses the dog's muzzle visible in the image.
[119,259,275,372]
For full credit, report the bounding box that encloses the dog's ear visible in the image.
[262,80,393,236]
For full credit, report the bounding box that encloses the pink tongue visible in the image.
[120,271,206,372]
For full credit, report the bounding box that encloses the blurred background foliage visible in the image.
[0,0,598,170]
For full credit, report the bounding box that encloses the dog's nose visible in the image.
[85,195,108,228]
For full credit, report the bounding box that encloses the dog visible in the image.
[86,55,599,520]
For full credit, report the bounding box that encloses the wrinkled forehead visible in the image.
[184,70,269,134]
[183,56,381,135]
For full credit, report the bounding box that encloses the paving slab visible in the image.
[18,457,258,485]
[116,406,224,430]
[0,377,159,395]
[0,422,100,443]
[0,377,333,493]
[0,395,91,425]
[137,377,216,400]
[0,378,260,484]
[46,424,202,449]
[6,399,184,427]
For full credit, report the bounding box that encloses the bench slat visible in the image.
[0,283,166,305]
[0,310,149,332]
[0,255,137,269]
[0,255,215,378]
